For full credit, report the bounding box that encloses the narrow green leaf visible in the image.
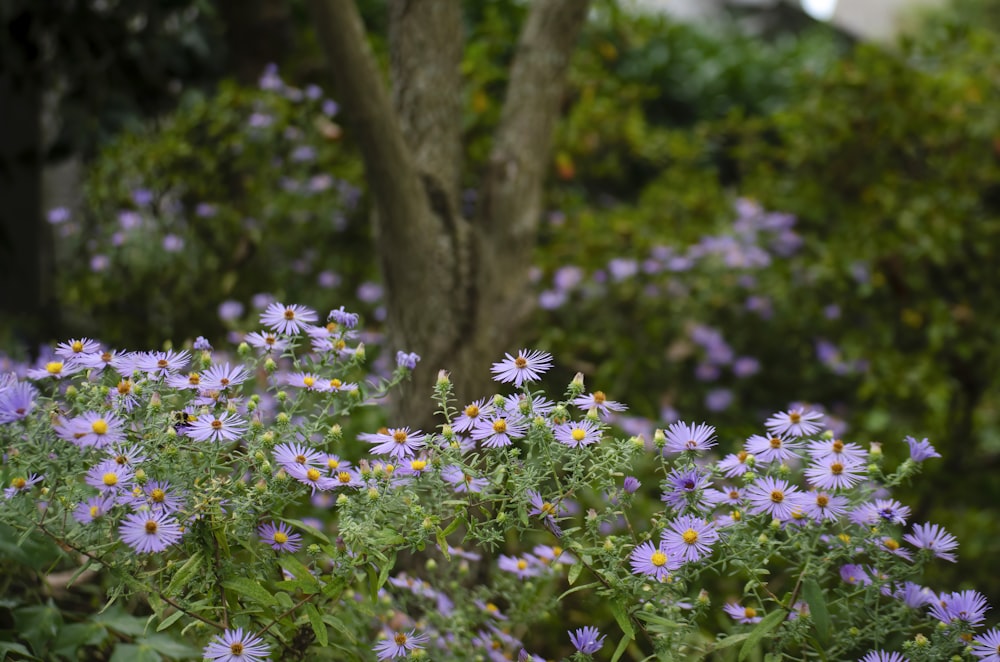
[801,578,830,645]
[321,614,356,642]
[610,601,635,639]
[222,578,277,607]
[155,610,184,632]
[610,633,633,662]
[739,609,786,661]
[281,518,331,545]
[436,528,450,560]
[568,562,583,585]
[279,556,319,591]
[711,632,751,651]
[305,604,328,647]
[165,552,202,595]
[376,553,396,594]
[556,581,600,602]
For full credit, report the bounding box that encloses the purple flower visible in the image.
[201,363,250,391]
[395,351,420,370]
[453,398,494,434]
[859,652,908,662]
[903,523,958,562]
[361,427,427,460]
[662,421,717,454]
[273,442,324,470]
[137,349,191,378]
[571,391,626,417]
[131,480,184,514]
[704,388,733,412]
[47,207,70,224]
[839,564,872,586]
[745,476,803,521]
[765,407,824,438]
[471,414,528,449]
[568,626,605,655]
[119,511,183,553]
[718,451,753,477]
[802,491,848,522]
[85,460,133,494]
[806,438,867,464]
[498,554,542,579]
[723,602,763,624]
[732,356,760,378]
[929,590,990,627]
[744,433,802,464]
[893,582,935,608]
[0,382,38,423]
[73,494,114,524]
[804,457,865,491]
[259,302,318,335]
[553,419,602,448]
[903,436,941,462]
[972,628,1000,661]
[287,464,338,493]
[245,331,288,354]
[490,349,553,387]
[629,540,679,579]
[55,337,101,359]
[4,473,43,499]
[661,515,719,564]
[56,411,126,449]
[661,466,720,512]
[850,499,910,527]
[203,627,270,662]
[258,521,302,552]
[162,234,184,252]
[623,476,641,494]
[185,412,248,443]
[374,630,430,660]
[441,465,488,493]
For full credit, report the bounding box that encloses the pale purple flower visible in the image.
[73,494,114,524]
[85,460,133,494]
[4,473,43,499]
[553,419,602,448]
[245,331,288,354]
[137,349,190,378]
[804,456,865,491]
[718,451,753,478]
[571,391,626,417]
[629,540,679,579]
[259,302,318,335]
[904,523,958,562]
[744,433,802,464]
[661,466,720,512]
[802,491,848,522]
[765,407,824,438]
[724,602,763,624]
[441,465,487,493]
[471,414,528,449]
[971,628,1000,661]
[162,234,184,252]
[25,359,82,380]
[859,651,908,662]
[903,436,940,462]
[203,627,270,662]
[453,398,494,434]
[57,411,126,449]
[623,476,641,494]
[929,590,990,628]
[807,438,867,464]
[200,363,250,391]
[745,476,803,521]
[661,515,719,564]
[662,421,716,454]
[569,626,605,655]
[503,393,554,418]
[258,521,302,552]
[273,442,324,470]
[850,499,911,527]
[361,427,427,459]
[498,554,542,579]
[287,464,337,494]
[119,511,183,553]
[374,630,430,660]
[55,337,101,359]
[47,207,70,224]
[490,349,553,387]
[894,582,935,608]
[0,382,38,423]
[839,564,872,586]
[704,388,733,412]
[185,411,248,443]
[395,351,420,370]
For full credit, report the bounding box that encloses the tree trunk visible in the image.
[309,0,590,429]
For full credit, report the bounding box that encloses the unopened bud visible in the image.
[354,343,365,361]
[436,370,450,386]
[263,357,277,373]
[237,342,251,357]
[653,428,667,449]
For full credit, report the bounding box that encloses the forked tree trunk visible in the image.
[308,0,590,428]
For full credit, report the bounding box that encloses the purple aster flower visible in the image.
[58,411,126,449]
[395,351,420,370]
[203,627,270,662]
[903,436,941,462]
[850,499,911,527]
[77,349,121,373]
[166,371,204,390]
[25,359,82,380]
[804,456,865,491]
[193,336,213,351]
[880,536,913,561]
[572,391,627,417]
[441,465,488,493]
[490,349,553,387]
[732,356,760,377]
[662,421,717,454]
[765,407,824,438]
[972,628,1000,661]
[802,491,848,522]
[533,544,574,566]
[474,600,508,621]
[807,438,867,464]
[119,511,183,553]
[245,331,289,354]
[718,450,753,477]
[258,521,302,552]
[929,590,990,628]
[526,489,567,532]
[471,414,528,449]
[498,554,542,579]
[259,302,319,335]
[724,602,763,624]
[568,627,605,655]
[284,372,325,391]
[629,540,679,579]
[744,434,802,464]
[55,337,101,359]
[0,382,38,423]
[4,473,43,499]
[661,515,719,563]
[661,466,720,512]
[137,349,190,378]
[453,398,494,434]
[893,582,935,608]
[107,443,146,467]
[47,206,70,224]
[503,393,555,417]
[131,480,184,514]
[859,651,909,662]
[839,564,872,586]
[73,494,114,524]
[200,363,250,391]
[361,427,427,459]
[287,464,337,494]
[186,412,248,443]
[553,419,602,448]
[745,476,803,521]
[85,460,133,494]
[903,522,958,562]
[623,476,641,494]
[331,468,363,489]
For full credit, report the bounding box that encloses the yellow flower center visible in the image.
[744,607,757,618]
[273,531,288,544]
[283,308,295,320]
[593,391,606,404]
[306,468,321,481]
[393,430,408,444]
[337,472,352,483]
[89,506,99,518]
[411,460,427,471]
[770,490,784,503]
[838,533,851,544]
[145,520,158,534]
[884,538,900,551]
[830,462,844,475]
[265,335,276,346]
[541,502,556,516]
[327,458,340,469]
[188,373,200,385]
[464,404,479,417]
[832,440,844,452]
[117,380,132,394]
[682,528,699,545]
[486,603,498,613]
[514,356,527,368]
[211,419,222,430]
[731,510,742,521]
[102,473,118,486]
[516,559,527,570]
[11,477,26,489]
[231,643,244,655]
[492,419,507,433]
[295,454,307,464]
[394,633,407,645]
[769,437,782,449]
[329,378,342,389]
[303,376,315,387]
[151,489,165,503]
[571,428,587,442]
[789,412,801,423]
[816,495,829,507]
[71,341,84,352]
[45,361,63,374]
[91,419,108,435]
[651,551,667,567]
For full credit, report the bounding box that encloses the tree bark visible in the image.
[309,0,590,428]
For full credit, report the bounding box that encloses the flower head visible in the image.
[929,590,990,628]
[629,540,679,580]
[765,407,823,438]
[804,456,865,491]
[4,473,43,499]
[661,515,719,564]
[744,433,802,464]
[723,602,762,624]
[490,349,553,387]
[568,626,605,655]
[972,628,1000,661]
[662,421,717,454]
[203,627,270,662]
[859,651,909,662]
[441,465,488,493]
[245,331,289,354]
[186,412,248,443]
[260,302,318,335]
[471,414,528,449]
[119,511,183,553]
[0,382,38,423]
[572,391,626,417]
[374,629,430,660]
[903,522,958,562]
[553,419,602,448]
[73,495,114,524]
[258,521,302,552]
[745,476,803,521]
[903,435,941,462]
[498,554,542,579]
[361,427,427,460]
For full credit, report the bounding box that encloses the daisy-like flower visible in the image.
[903,522,958,562]
[361,427,427,460]
[661,466,721,512]
[553,419,602,448]
[503,392,555,418]
[802,491,848,522]
[328,305,360,329]
[859,651,909,662]
[744,433,802,464]
[107,443,146,467]
[765,407,823,438]
[839,564,872,586]
[185,411,248,443]
[203,627,270,662]
[569,627,605,655]
[166,371,204,390]
[284,372,325,391]
[471,414,528,449]
[59,411,126,449]
[806,438,866,464]
[572,391,626,417]
[972,628,1000,661]
[200,363,250,391]
[533,544,574,566]
[287,464,337,494]
[745,476,803,521]
[323,454,351,475]
[26,359,81,380]
[245,330,289,354]
[76,349,122,373]
[498,554,542,579]
[490,349,553,387]
[629,540,679,580]
[662,421,717,454]
[441,465,488,493]
[395,351,420,370]
[374,630,430,660]
[526,489,567,523]
[717,450,753,477]
[73,494,115,524]
[109,378,140,412]
[260,302,318,335]
[119,511,183,553]
[850,499,911,527]
[0,382,38,423]
[131,480,184,514]
[55,337,101,359]
[258,521,302,552]
[85,459,133,494]
[804,456,865,491]
[893,582,935,609]
[903,435,941,462]
[453,398,494,434]
[273,442,324,471]
[880,537,913,561]
[929,590,990,628]
[724,602,763,624]
[137,349,190,378]
[474,600,508,621]
[661,515,719,564]
[4,473,43,499]
[323,377,357,393]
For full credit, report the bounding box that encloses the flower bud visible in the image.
[586,406,600,422]
[436,370,451,387]
[254,480,267,493]
[492,394,506,409]
[354,343,365,361]
[148,392,162,411]
[630,435,646,449]
[275,390,287,403]
[263,357,277,373]
[441,424,454,439]
[869,442,882,458]
[328,424,342,441]
[758,534,769,544]
[336,494,349,506]
[822,429,834,440]
[275,412,290,426]
[64,385,78,400]
[425,558,437,572]
[134,469,147,484]
[237,342,251,357]
[571,372,585,390]
[496,511,506,523]
[653,428,666,449]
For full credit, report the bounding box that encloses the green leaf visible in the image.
[435,528,450,560]
[610,601,635,639]
[281,518,331,545]
[711,632,751,651]
[568,562,583,585]
[801,578,830,645]
[165,552,202,595]
[136,633,201,659]
[610,633,633,662]
[306,604,328,647]
[0,641,39,660]
[93,607,151,637]
[222,577,277,608]
[321,614,356,642]
[739,609,787,661]
[279,556,319,592]
[155,610,185,633]
[556,581,600,602]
